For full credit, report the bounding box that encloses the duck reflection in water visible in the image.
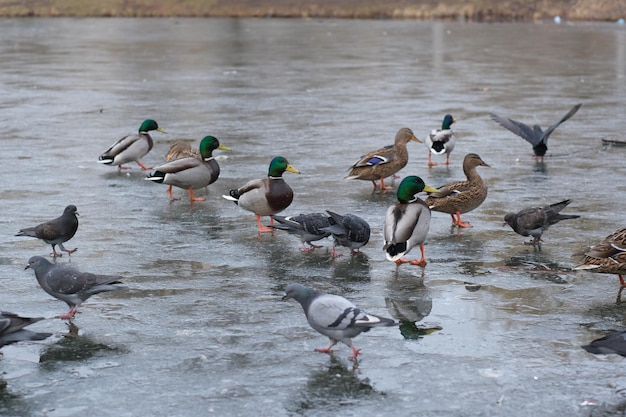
[385,270,441,340]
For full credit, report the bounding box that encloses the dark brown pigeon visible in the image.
[504,199,580,247]
[16,205,79,258]
[25,256,126,320]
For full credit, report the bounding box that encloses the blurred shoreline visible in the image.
[0,0,624,22]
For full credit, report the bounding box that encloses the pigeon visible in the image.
[271,213,331,251]
[582,331,626,356]
[322,211,370,257]
[16,205,79,258]
[490,103,582,160]
[98,119,166,170]
[282,283,396,360]
[425,114,456,166]
[504,199,580,247]
[25,256,126,319]
[383,176,439,266]
[0,311,52,348]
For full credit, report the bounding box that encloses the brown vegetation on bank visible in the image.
[0,0,624,21]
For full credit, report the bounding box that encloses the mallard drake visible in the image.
[574,227,626,288]
[425,114,456,167]
[98,119,166,170]
[345,128,421,190]
[145,136,229,201]
[322,210,370,257]
[490,103,581,161]
[383,176,439,266]
[504,199,580,248]
[271,213,331,251]
[16,205,79,258]
[425,153,490,228]
[223,156,300,233]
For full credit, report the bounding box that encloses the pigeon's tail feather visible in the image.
[15,228,37,238]
[354,313,397,328]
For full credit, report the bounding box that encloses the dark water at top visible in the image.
[0,17,625,417]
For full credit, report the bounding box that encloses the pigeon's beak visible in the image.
[24,264,30,270]
[281,294,289,301]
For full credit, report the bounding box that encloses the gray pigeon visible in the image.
[16,205,79,258]
[322,211,370,257]
[271,213,331,251]
[25,256,126,319]
[0,311,52,348]
[282,283,396,360]
[582,331,626,357]
[504,199,580,247]
[490,103,582,160]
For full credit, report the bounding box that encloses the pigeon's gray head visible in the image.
[25,256,50,271]
[503,213,515,227]
[282,283,314,304]
[64,205,79,216]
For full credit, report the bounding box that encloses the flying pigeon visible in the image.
[0,311,52,348]
[490,103,582,160]
[25,256,126,319]
[16,205,79,258]
[322,211,370,257]
[282,283,396,360]
[504,199,580,247]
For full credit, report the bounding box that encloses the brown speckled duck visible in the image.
[345,128,421,191]
[574,227,626,289]
[425,153,490,228]
[223,156,300,233]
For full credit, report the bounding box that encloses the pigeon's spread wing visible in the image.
[490,113,542,146]
[542,103,582,140]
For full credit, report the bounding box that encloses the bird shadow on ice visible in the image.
[38,322,126,370]
[501,251,574,284]
[288,355,382,414]
[331,252,371,283]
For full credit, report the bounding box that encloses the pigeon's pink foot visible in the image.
[315,347,334,354]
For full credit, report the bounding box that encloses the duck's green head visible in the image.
[139,119,166,134]
[442,114,456,130]
[397,176,438,204]
[199,136,230,159]
[268,156,300,177]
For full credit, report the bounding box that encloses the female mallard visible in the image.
[345,128,421,190]
[166,140,200,161]
[384,176,439,266]
[425,153,490,228]
[145,136,230,201]
[574,228,626,288]
[98,119,166,170]
[223,156,300,233]
[425,114,456,167]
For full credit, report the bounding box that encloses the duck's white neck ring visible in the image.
[269,176,283,180]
